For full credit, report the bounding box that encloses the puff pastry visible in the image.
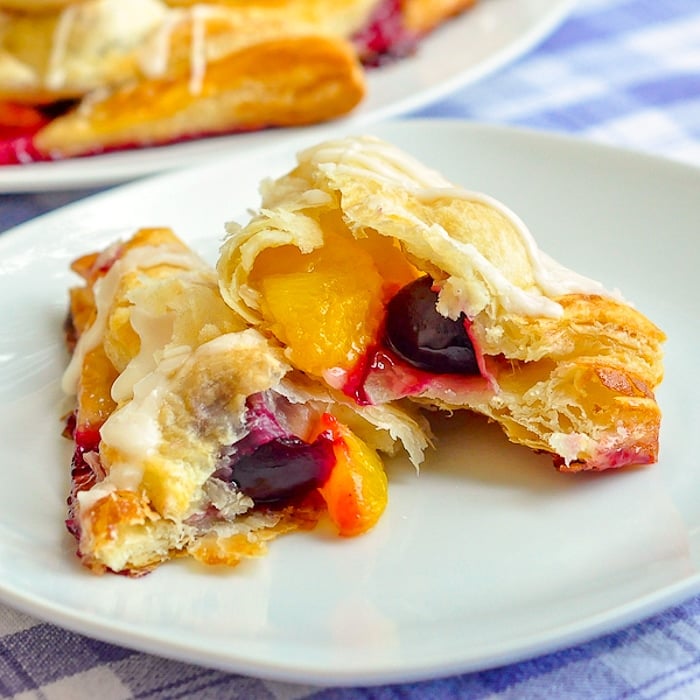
[0,0,366,162]
[218,135,666,472]
[62,226,428,575]
[0,0,476,163]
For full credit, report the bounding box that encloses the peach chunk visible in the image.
[253,229,417,378]
[312,413,388,537]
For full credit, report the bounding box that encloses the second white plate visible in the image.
[0,0,574,192]
[0,120,698,686]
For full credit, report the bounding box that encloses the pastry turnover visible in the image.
[62,226,428,575]
[0,0,476,163]
[218,135,666,472]
[0,0,365,162]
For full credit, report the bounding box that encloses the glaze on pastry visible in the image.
[62,226,428,575]
[217,136,666,472]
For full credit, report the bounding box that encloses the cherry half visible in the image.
[384,276,479,375]
[227,435,335,504]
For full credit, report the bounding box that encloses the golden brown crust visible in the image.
[79,488,295,574]
[163,0,478,37]
[0,0,89,12]
[64,227,286,574]
[462,292,664,469]
[471,293,665,388]
[188,499,323,567]
[34,33,365,158]
[458,351,663,472]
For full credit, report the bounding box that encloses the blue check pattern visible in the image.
[2,0,700,698]
[414,0,700,167]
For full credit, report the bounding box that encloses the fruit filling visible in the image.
[64,414,104,538]
[215,393,337,504]
[309,413,388,537]
[251,227,418,379]
[214,393,388,535]
[352,0,419,66]
[251,229,486,401]
[226,437,336,504]
[0,107,260,165]
[384,275,479,375]
[65,382,388,537]
[0,100,70,165]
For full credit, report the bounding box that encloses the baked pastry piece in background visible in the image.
[62,227,428,575]
[0,0,365,162]
[218,135,666,473]
[0,0,476,163]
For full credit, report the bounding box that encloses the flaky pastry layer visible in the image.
[217,136,665,471]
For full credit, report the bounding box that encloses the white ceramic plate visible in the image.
[0,0,574,193]
[0,120,698,686]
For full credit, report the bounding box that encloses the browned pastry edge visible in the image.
[403,0,477,33]
[0,0,89,12]
[33,35,365,158]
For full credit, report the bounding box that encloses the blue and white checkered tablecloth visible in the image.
[416,0,700,168]
[1,0,700,698]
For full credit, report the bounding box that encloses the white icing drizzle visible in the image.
[100,367,167,463]
[416,187,612,301]
[61,245,207,396]
[138,6,216,95]
[299,136,615,318]
[138,10,183,78]
[96,331,255,493]
[188,6,208,95]
[109,305,179,404]
[391,204,564,317]
[45,4,79,90]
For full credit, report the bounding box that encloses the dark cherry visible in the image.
[384,276,479,375]
[64,415,102,540]
[229,436,336,504]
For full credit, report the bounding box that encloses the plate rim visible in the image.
[0,574,698,687]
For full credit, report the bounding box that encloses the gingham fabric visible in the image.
[415,0,700,167]
[2,0,700,698]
